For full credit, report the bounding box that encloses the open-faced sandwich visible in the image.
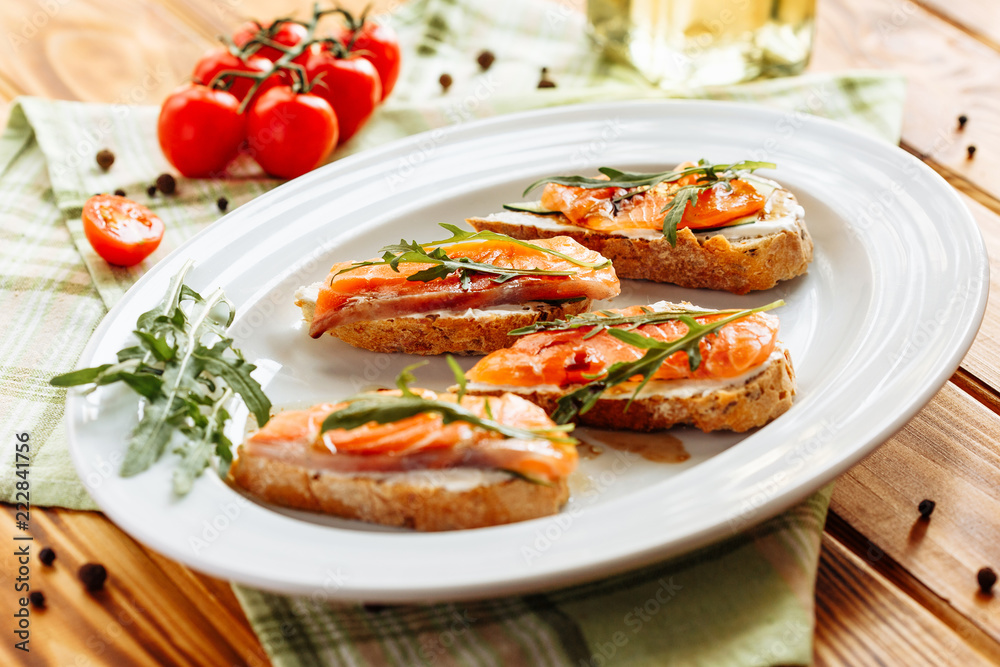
[296,224,620,355]
[462,301,795,432]
[228,367,578,531]
[467,161,812,294]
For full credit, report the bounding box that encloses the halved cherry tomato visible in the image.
[82,195,165,267]
[233,20,309,63]
[246,86,338,179]
[192,47,277,102]
[682,180,765,229]
[339,21,400,100]
[158,84,246,178]
[305,51,381,144]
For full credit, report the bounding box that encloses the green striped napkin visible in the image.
[0,0,905,663]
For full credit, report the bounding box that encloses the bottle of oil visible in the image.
[588,0,815,87]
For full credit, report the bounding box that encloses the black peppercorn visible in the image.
[967,145,977,159]
[114,189,126,197]
[38,547,56,566]
[156,173,177,195]
[217,196,229,212]
[147,185,157,197]
[96,149,115,171]
[439,73,453,92]
[28,591,45,609]
[78,563,107,592]
[917,499,935,519]
[477,50,495,71]
[957,114,968,130]
[978,567,996,595]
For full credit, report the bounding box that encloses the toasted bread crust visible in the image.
[468,348,796,432]
[229,458,570,531]
[298,298,591,355]
[467,214,813,295]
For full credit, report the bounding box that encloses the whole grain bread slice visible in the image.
[467,347,796,432]
[229,457,569,531]
[467,195,813,294]
[297,293,591,355]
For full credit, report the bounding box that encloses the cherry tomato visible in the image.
[246,87,338,179]
[158,84,246,178]
[233,20,309,63]
[82,195,165,266]
[192,47,278,103]
[340,21,400,100]
[305,51,381,144]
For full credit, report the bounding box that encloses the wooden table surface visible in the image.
[2,0,1000,665]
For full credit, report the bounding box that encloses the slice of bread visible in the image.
[466,347,796,433]
[467,189,813,294]
[296,288,591,355]
[229,457,570,531]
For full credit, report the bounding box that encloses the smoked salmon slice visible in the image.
[466,304,780,388]
[241,391,578,483]
[539,162,766,233]
[308,235,619,338]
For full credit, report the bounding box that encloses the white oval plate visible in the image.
[67,101,988,602]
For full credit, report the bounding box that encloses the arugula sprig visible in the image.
[550,300,784,425]
[523,160,776,247]
[509,304,735,338]
[51,261,272,496]
[333,223,611,290]
[320,359,576,445]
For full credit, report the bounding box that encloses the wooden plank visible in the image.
[811,0,1000,200]
[914,0,1000,52]
[815,533,997,666]
[0,0,390,128]
[0,0,204,108]
[956,194,1000,396]
[0,506,269,667]
[829,381,1000,645]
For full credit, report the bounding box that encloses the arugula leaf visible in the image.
[522,160,776,247]
[509,303,726,337]
[426,224,610,270]
[321,362,576,445]
[49,365,113,387]
[332,223,611,290]
[50,260,272,496]
[523,161,775,194]
[321,394,576,445]
[446,355,467,402]
[661,186,700,247]
[550,301,784,424]
[396,361,427,397]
